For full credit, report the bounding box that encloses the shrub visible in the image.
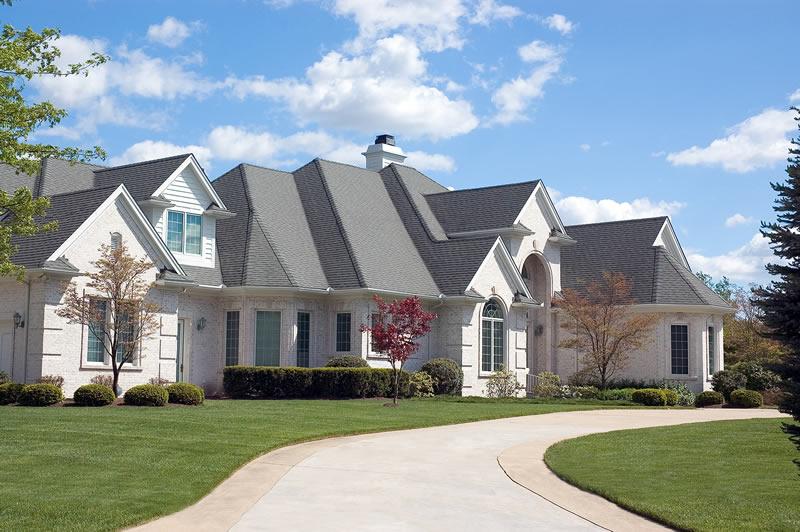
[730,389,764,408]
[552,385,600,399]
[762,387,785,406]
[420,358,463,395]
[631,388,667,406]
[409,371,435,398]
[90,374,114,388]
[167,383,204,405]
[35,375,64,388]
[660,381,696,407]
[729,361,780,392]
[485,364,524,398]
[0,382,26,405]
[73,384,115,406]
[149,377,172,387]
[711,370,747,401]
[18,383,63,406]
[662,389,679,406]
[0,370,10,385]
[124,384,168,406]
[325,355,369,368]
[597,388,635,401]
[532,372,561,398]
[695,390,724,407]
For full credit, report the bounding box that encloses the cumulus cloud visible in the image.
[725,213,754,228]
[555,196,686,225]
[579,143,591,151]
[225,35,478,140]
[687,233,779,283]
[542,13,575,35]
[469,0,523,26]
[146,16,203,47]
[109,140,213,168]
[490,58,561,125]
[666,108,795,173]
[404,151,456,172]
[791,89,800,102]
[518,40,560,63]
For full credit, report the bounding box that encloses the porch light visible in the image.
[197,317,207,331]
[13,312,24,329]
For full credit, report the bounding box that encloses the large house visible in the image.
[0,136,731,397]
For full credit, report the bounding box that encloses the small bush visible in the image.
[90,374,114,388]
[762,387,785,406]
[660,381,696,407]
[597,388,635,401]
[730,389,764,408]
[695,390,724,407]
[484,364,524,398]
[35,375,64,388]
[124,384,168,406]
[325,355,369,368]
[73,384,115,406]
[18,383,63,406]
[0,370,10,385]
[409,371,435,398]
[420,358,463,395]
[552,385,600,399]
[632,388,667,406]
[149,377,172,387]
[711,370,747,401]
[662,389,679,406]
[0,382,26,405]
[166,383,204,405]
[729,361,779,392]
[532,372,561,398]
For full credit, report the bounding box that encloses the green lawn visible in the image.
[545,418,800,531]
[0,397,631,531]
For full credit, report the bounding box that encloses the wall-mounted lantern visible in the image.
[197,317,207,331]
[13,312,24,329]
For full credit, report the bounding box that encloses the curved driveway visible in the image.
[132,408,785,532]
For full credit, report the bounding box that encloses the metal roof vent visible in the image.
[375,134,395,146]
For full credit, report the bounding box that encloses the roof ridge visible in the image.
[382,165,439,243]
[238,165,254,285]
[240,162,294,174]
[566,216,668,229]
[93,153,190,173]
[45,183,120,200]
[424,179,540,197]
[390,163,448,192]
[313,157,377,173]
[657,248,707,304]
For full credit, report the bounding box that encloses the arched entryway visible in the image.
[521,253,553,377]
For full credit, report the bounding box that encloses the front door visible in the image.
[0,322,13,377]
[176,319,187,382]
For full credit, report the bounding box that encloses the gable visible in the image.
[652,218,690,270]
[152,155,227,211]
[467,237,532,301]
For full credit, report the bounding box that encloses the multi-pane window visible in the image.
[671,324,689,375]
[297,312,310,368]
[708,326,715,375]
[481,300,504,372]
[255,311,281,366]
[336,313,351,352]
[368,313,380,354]
[117,311,135,366]
[225,311,240,366]
[87,300,106,363]
[166,211,202,255]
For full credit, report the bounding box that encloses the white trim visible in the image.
[513,182,567,235]
[668,322,691,378]
[151,155,228,211]
[46,184,186,277]
[652,218,690,270]
[632,303,733,315]
[334,312,353,353]
[465,237,532,299]
[446,226,534,239]
[478,297,507,376]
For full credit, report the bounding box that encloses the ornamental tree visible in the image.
[555,271,659,389]
[361,295,437,404]
[56,241,161,393]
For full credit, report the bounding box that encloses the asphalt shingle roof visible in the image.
[92,154,189,202]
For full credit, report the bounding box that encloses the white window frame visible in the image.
[166,210,203,256]
[669,322,689,377]
[224,310,241,367]
[335,312,352,353]
[707,325,716,378]
[479,299,506,376]
[82,297,140,369]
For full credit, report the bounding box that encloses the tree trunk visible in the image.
[393,369,399,405]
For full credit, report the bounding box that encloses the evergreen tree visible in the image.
[756,106,800,422]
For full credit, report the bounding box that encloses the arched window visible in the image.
[481,299,504,372]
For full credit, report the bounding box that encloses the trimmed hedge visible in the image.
[18,383,63,406]
[596,388,635,401]
[420,358,463,395]
[695,390,724,407]
[325,355,369,368]
[223,366,410,399]
[632,388,667,406]
[167,383,205,405]
[73,384,116,407]
[124,384,168,407]
[711,370,747,401]
[0,370,10,385]
[0,382,26,405]
[730,389,764,408]
[663,389,679,406]
[409,371,435,397]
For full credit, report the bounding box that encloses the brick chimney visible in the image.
[362,134,407,171]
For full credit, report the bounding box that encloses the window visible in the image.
[166,211,202,255]
[297,312,310,367]
[87,300,106,363]
[368,313,380,354]
[708,326,715,375]
[255,311,281,366]
[225,311,240,366]
[481,300,504,373]
[336,313,351,352]
[110,232,122,250]
[671,324,689,375]
[117,311,135,366]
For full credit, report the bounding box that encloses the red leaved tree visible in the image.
[361,295,437,404]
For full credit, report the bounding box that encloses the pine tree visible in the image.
[756,106,800,422]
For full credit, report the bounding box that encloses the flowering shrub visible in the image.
[660,381,695,406]
[409,371,435,398]
[485,364,524,398]
[532,372,561,398]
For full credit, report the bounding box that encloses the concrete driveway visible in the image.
[132,408,785,532]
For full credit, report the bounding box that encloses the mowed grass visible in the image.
[545,418,800,531]
[0,397,630,531]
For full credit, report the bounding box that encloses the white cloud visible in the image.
[109,140,213,169]
[542,13,575,35]
[725,213,754,228]
[146,16,202,47]
[666,108,795,173]
[518,40,560,63]
[469,0,523,26]
[687,233,778,283]
[405,151,455,172]
[791,89,800,102]
[226,35,478,140]
[579,143,591,151]
[555,196,686,225]
[490,58,561,125]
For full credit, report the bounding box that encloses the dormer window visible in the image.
[166,211,202,255]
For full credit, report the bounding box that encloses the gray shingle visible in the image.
[38,159,106,196]
[93,154,189,202]
[0,162,39,194]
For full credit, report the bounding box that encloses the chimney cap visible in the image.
[375,134,395,146]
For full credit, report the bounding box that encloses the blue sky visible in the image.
[5,1,798,285]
